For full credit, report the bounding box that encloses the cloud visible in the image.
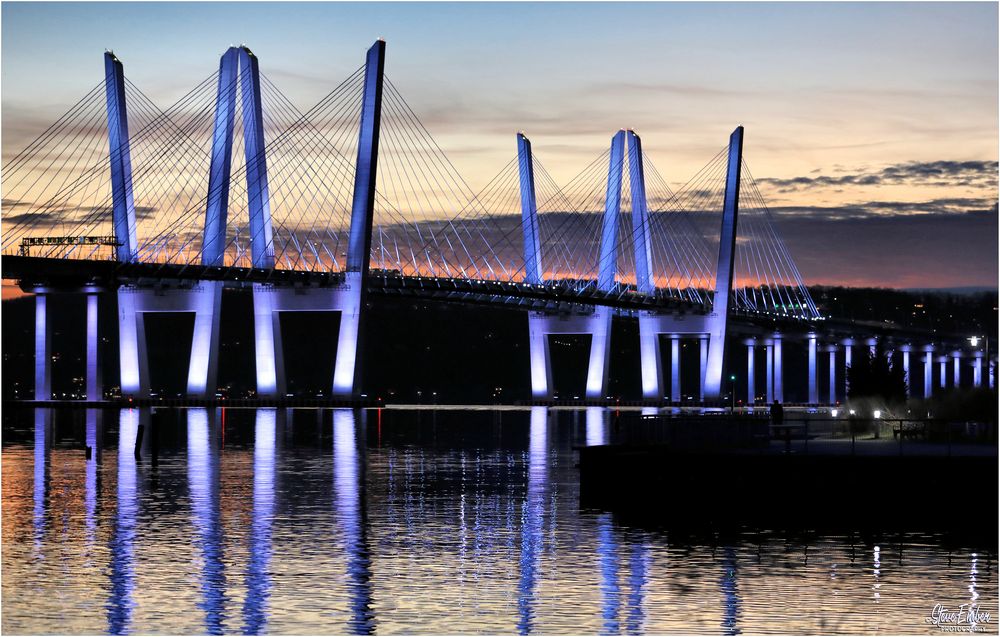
[767,197,998,221]
[1,198,34,209]
[757,160,999,193]
[2,210,64,228]
[773,206,998,289]
[2,203,159,236]
[583,81,761,99]
[360,197,999,289]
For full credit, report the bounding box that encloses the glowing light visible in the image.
[85,409,99,542]
[586,407,607,446]
[638,315,662,399]
[528,315,551,398]
[245,409,276,633]
[333,272,363,396]
[86,294,100,400]
[520,406,549,633]
[873,410,881,419]
[117,289,144,396]
[253,284,280,396]
[110,408,139,633]
[186,282,222,397]
[34,296,50,400]
[585,309,612,399]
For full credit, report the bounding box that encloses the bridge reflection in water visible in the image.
[109,409,139,634]
[244,409,276,634]
[2,407,995,635]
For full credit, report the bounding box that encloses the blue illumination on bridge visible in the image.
[2,39,849,403]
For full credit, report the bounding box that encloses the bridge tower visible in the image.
[633,129,720,402]
[252,39,385,398]
[35,52,134,401]
[702,126,744,400]
[106,50,146,398]
[116,47,271,398]
[521,131,624,400]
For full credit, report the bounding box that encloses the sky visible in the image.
[1,1,998,292]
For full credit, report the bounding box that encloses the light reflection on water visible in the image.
[1,406,996,635]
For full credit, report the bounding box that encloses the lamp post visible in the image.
[969,335,989,388]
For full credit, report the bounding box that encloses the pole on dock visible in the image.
[134,423,145,460]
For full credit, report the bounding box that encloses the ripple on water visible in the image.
[1,407,995,635]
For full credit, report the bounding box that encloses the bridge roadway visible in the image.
[6,253,990,406]
[2,254,706,314]
[0,254,965,340]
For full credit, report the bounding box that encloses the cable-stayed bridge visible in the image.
[2,41,989,404]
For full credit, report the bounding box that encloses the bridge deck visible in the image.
[1,254,706,313]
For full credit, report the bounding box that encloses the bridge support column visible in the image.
[826,344,837,404]
[990,359,995,389]
[938,356,947,389]
[528,314,554,400]
[765,340,773,403]
[635,314,709,403]
[704,127,744,399]
[670,336,681,402]
[118,286,224,399]
[117,288,149,398]
[86,292,102,400]
[923,347,934,398]
[251,281,369,399]
[773,334,784,403]
[186,282,223,398]
[952,351,961,388]
[34,294,50,400]
[900,346,911,398]
[527,311,614,401]
[973,352,983,388]
[585,308,613,400]
[866,337,877,357]
[807,333,818,404]
[745,339,755,405]
[332,272,364,396]
[841,339,854,399]
[638,315,663,400]
[699,336,708,403]
[253,285,285,398]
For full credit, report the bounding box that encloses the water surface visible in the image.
[2,407,995,634]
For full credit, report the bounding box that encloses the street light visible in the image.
[969,334,990,387]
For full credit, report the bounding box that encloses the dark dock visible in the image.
[579,416,998,539]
